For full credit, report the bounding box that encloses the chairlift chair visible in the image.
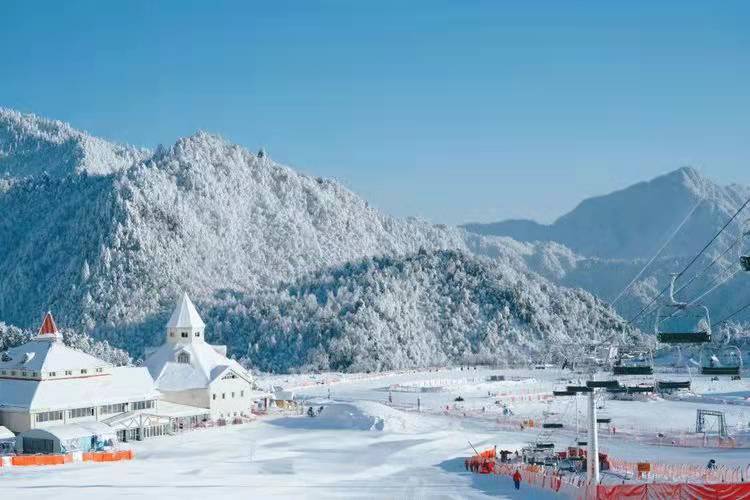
[654,274,711,344]
[700,345,742,376]
[612,351,654,376]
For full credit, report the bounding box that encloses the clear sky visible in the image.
[1,1,748,225]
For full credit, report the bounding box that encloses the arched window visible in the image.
[177,352,190,364]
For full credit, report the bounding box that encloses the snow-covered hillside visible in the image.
[0,109,635,367]
[0,108,149,178]
[207,250,635,372]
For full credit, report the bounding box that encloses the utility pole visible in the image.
[587,390,600,485]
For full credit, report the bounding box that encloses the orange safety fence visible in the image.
[7,450,133,467]
[594,483,750,500]
[11,454,72,466]
[85,450,135,462]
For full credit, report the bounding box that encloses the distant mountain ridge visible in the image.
[463,168,750,330]
[0,108,637,369]
[463,167,750,260]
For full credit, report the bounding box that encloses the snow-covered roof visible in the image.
[0,367,158,412]
[0,426,14,440]
[166,293,205,330]
[145,341,252,392]
[0,338,111,374]
[20,421,115,441]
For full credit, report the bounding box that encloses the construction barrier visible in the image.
[595,483,750,499]
[10,454,72,466]
[2,450,133,468]
[85,450,135,462]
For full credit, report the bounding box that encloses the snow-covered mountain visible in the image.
[463,168,750,330]
[0,108,636,368]
[464,167,750,260]
[0,108,149,178]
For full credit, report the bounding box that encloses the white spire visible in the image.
[166,292,205,330]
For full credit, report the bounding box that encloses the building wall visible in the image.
[0,411,31,434]
[159,388,210,409]
[208,376,253,419]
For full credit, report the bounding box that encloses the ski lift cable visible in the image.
[611,198,703,306]
[711,301,750,329]
[685,266,742,309]
[657,264,742,326]
[670,233,742,300]
[628,195,750,326]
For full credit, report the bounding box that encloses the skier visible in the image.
[707,459,717,470]
[512,469,522,490]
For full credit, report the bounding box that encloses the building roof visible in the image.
[0,426,14,440]
[0,367,159,412]
[0,338,111,374]
[166,293,205,330]
[144,341,252,392]
[37,311,61,339]
[19,421,115,441]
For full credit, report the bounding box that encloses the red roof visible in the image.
[38,311,59,335]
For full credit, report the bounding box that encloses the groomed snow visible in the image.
[2,366,749,499]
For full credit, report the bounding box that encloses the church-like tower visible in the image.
[165,292,206,345]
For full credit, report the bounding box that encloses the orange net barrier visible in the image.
[11,454,71,466]
[595,483,750,499]
[9,450,133,467]
[84,450,135,462]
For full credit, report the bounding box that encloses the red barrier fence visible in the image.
[6,450,134,467]
[596,483,750,499]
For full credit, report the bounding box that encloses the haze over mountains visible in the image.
[0,108,637,370]
[464,167,750,332]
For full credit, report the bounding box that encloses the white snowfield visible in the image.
[2,367,750,499]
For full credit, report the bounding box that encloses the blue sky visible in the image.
[1,1,748,225]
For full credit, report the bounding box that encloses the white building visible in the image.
[144,293,257,420]
[0,312,161,447]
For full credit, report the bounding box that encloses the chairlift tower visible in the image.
[586,389,600,484]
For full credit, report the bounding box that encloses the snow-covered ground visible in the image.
[2,367,750,499]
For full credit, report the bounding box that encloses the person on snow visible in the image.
[707,459,717,470]
[512,469,522,490]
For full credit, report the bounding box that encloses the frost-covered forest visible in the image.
[207,250,637,372]
[0,108,736,371]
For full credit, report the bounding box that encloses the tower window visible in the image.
[170,332,174,337]
[177,352,190,364]
[195,332,200,337]
[181,332,188,338]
